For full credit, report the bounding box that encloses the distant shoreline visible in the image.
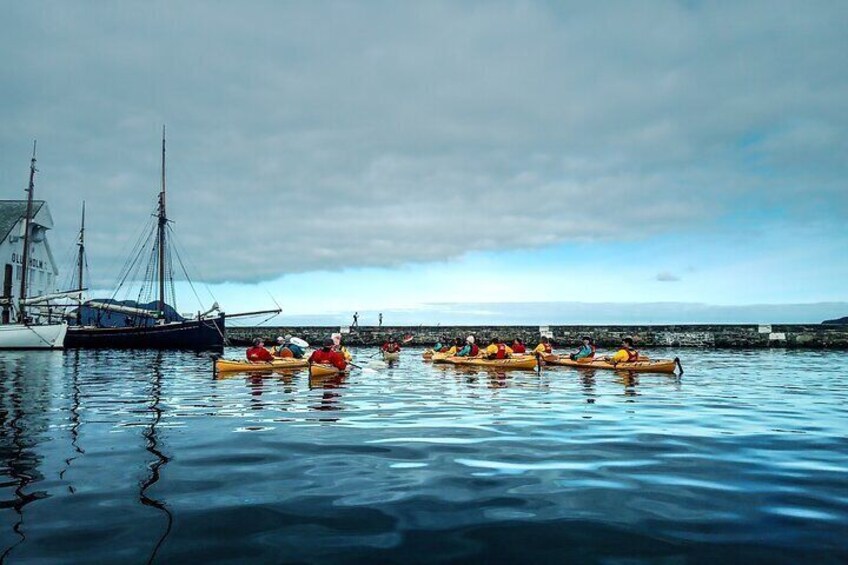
[227,324,848,349]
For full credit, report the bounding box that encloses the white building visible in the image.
[0,200,59,324]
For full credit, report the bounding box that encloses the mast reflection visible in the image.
[139,352,172,565]
[59,350,85,493]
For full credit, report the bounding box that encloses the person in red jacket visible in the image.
[309,338,348,371]
[246,338,274,363]
[381,337,401,353]
[511,338,527,354]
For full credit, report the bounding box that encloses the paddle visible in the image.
[535,352,542,374]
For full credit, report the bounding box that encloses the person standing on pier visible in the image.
[352,312,359,328]
[379,313,383,327]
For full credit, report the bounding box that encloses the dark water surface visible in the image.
[1,348,846,563]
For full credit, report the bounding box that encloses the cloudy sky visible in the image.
[1,1,846,324]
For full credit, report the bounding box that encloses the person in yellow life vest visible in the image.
[533,336,553,356]
[485,337,513,360]
[609,337,639,364]
[331,332,352,361]
[441,337,461,356]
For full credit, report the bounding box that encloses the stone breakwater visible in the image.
[227,325,848,349]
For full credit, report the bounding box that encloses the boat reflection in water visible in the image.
[0,353,55,560]
[58,350,85,492]
[138,353,172,565]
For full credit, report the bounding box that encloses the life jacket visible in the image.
[512,343,526,353]
[470,344,479,356]
[247,346,272,362]
[494,343,507,359]
[310,349,335,364]
[383,342,400,353]
[589,344,596,358]
[539,343,552,354]
[625,348,639,362]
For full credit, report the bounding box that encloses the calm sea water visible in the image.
[0,347,846,564]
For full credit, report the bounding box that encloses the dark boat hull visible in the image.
[64,315,225,350]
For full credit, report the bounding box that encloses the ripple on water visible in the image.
[0,347,846,562]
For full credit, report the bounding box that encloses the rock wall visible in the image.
[227,324,848,349]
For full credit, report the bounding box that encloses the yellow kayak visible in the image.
[309,363,347,378]
[544,355,681,374]
[444,355,538,370]
[215,357,308,373]
[430,351,455,363]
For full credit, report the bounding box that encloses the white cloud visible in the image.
[0,1,846,284]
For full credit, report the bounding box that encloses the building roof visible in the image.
[0,200,46,242]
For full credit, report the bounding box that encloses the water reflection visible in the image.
[58,350,85,493]
[308,373,346,421]
[0,354,51,562]
[139,353,172,565]
[580,371,597,404]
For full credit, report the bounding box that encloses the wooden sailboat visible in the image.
[64,128,278,350]
[0,143,68,349]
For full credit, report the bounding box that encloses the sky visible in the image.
[1,1,846,325]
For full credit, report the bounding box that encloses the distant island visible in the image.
[822,316,848,325]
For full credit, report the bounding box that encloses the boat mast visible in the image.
[157,126,167,320]
[77,201,86,291]
[18,141,37,323]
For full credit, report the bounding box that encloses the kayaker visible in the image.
[512,338,527,354]
[246,338,274,363]
[382,337,401,354]
[331,332,352,361]
[309,338,348,371]
[444,337,461,355]
[456,336,479,357]
[286,336,306,359]
[433,336,451,353]
[569,336,596,361]
[533,336,553,356]
[608,337,640,364]
[273,336,288,355]
[486,338,513,360]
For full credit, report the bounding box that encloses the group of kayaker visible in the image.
[430,335,554,359]
[246,334,311,362]
[245,332,641,371]
[430,334,639,364]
